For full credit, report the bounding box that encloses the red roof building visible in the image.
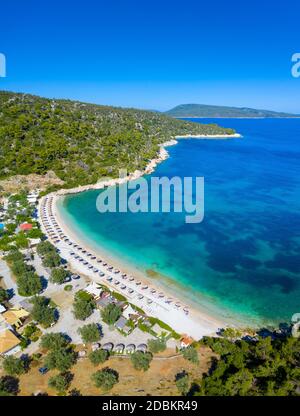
[20,223,33,231]
[180,335,194,348]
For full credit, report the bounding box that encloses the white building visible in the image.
[85,282,103,299]
[0,304,7,314]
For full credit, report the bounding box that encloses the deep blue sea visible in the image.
[59,119,300,327]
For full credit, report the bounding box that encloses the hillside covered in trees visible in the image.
[0,91,235,188]
[196,331,300,396]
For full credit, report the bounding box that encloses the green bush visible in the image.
[78,323,101,344]
[130,351,153,371]
[148,338,167,354]
[91,368,119,391]
[89,349,109,366]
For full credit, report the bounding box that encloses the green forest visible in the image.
[0,91,234,188]
[196,331,300,396]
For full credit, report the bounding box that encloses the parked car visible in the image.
[39,367,49,375]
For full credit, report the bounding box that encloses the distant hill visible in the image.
[165,104,300,118]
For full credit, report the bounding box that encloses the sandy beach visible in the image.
[39,194,230,339]
[175,133,242,139]
[37,135,243,339]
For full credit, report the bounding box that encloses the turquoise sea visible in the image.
[58,119,300,327]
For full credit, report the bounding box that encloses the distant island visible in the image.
[165,103,300,118]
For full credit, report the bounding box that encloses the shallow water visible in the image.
[59,118,300,326]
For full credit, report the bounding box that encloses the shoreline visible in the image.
[38,132,254,339]
[175,133,242,138]
[40,194,232,338]
[56,197,262,330]
[53,134,242,198]
[174,116,300,119]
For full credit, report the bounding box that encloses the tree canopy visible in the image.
[0,376,19,396]
[89,349,109,366]
[48,373,72,393]
[42,252,61,268]
[91,368,119,391]
[44,348,76,373]
[2,356,26,376]
[148,338,167,354]
[72,290,95,320]
[50,267,70,285]
[176,373,190,396]
[78,323,101,344]
[130,351,153,371]
[40,333,69,351]
[30,296,56,328]
[0,91,234,188]
[182,346,199,364]
[198,334,300,396]
[100,303,122,325]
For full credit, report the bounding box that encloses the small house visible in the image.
[115,316,131,334]
[180,335,194,349]
[20,223,33,232]
[0,328,21,356]
[27,194,38,205]
[2,307,30,330]
[85,282,103,299]
[29,238,41,248]
[18,299,34,313]
[96,296,114,309]
[123,304,136,320]
[0,304,7,314]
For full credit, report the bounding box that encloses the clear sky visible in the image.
[1,0,300,112]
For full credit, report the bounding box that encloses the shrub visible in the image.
[48,373,72,393]
[40,333,69,351]
[78,323,101,344]
[45,349,76,372]
[148,338,167,354]
[91,368,119,391]
[2,356,26,376]
[130,351,152,371]
[89,349,109,366]
[30,296,56,328]
[176,373,190,396]
[100,303,122,325]
[50,267,70,284]
[182,346,199,364]
[72,291,95,320]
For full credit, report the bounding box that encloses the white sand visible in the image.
[175,133,242,139]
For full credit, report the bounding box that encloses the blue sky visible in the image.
[1,0,300,112]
